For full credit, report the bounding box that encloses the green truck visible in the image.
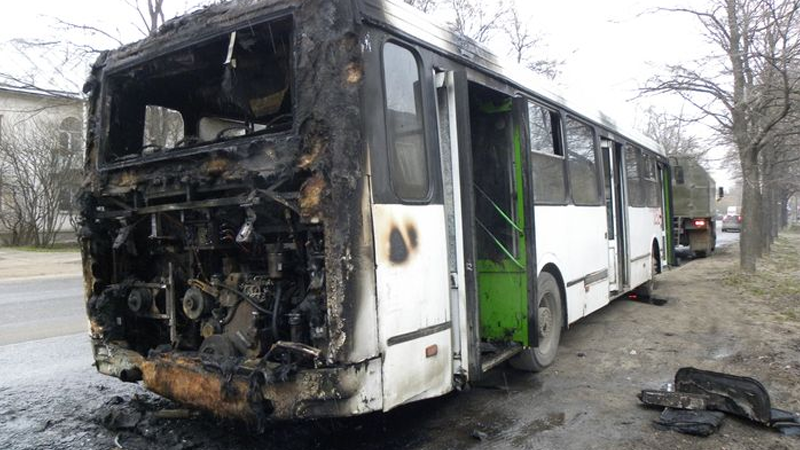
[670,157,720,257]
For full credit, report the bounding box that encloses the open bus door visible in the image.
[433,69,472,385]
[435,73,540,381]
[658,161,674,267]
[602,139,628,293]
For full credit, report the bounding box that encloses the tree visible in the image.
[644,0,800,273]
[0,0,176,94]
[503,3,561,80]
[643,107,706,161]
[126,0,166,36]
[402,0,562,79]
[0,118,82,247]
[447,0,510,44]
[403,0,438,13]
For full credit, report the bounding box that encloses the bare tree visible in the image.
[0,0,174,94]
[447,0,509,44]
[644,0,800,273]
[643,107,707,161]
[407,0,561,79]
[125,0,166,37]
[503,4,561,80]
[0,118,82,247]
[403,0,439,13]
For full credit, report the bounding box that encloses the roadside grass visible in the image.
[8,242,80,253]
[724,227,800,322]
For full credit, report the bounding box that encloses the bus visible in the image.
[79,0,673,422]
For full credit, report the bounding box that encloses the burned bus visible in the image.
[79,0,672,421]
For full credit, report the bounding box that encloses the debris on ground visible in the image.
[640,367,800,437]
[653,409,725,437]
[100,407,143,431]
[471,429,489,441]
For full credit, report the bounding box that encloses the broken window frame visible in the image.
[565,115,603,207]
[97,13,297,170]
[626,145,646,207]
[642,153,661,208]
[527,100,568,205]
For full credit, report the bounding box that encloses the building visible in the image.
[0,83,86,245]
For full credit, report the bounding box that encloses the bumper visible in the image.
[93,341,382,421]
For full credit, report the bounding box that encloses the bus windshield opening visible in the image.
[102,16,294,164]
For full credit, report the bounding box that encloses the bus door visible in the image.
[657,162,672,266]
[433,69,471,381]
[602,139,627,292]
[466,84,535,372]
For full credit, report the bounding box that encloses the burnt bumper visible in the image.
[93,341,382,421]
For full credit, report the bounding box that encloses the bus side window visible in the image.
[382,42,430,201]
[626,146,645,207]
[565,117,601,206]
[642,153,660,207]
[528,101,567,204]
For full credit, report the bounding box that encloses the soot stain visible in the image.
[407,225,418,250]
[388,227,409,264]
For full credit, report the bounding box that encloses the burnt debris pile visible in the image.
[639,367,800,437]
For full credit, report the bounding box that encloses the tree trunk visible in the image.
[772,190,782,237]
[762,186,774,253]
[780,193,789,228]
[740,156,761,273]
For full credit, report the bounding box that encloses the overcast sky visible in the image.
[0,0,732,186]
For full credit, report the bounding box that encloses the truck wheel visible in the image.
[510,272,563,372]
[694,250,707,258]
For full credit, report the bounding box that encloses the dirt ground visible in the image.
[0,247,81,280]
[1,233,799,450]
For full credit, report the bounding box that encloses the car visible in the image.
[722,214,742,232]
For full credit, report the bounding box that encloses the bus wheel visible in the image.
[636,253,658,297]
[510,272,562,372]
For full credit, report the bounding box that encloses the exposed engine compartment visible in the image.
[89,192,328,367]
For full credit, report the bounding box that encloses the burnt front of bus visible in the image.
[80,0,380,421]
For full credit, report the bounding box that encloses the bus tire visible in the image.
[635,252,658,297]
[510,272,562,372]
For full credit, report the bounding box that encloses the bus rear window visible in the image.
[103,16,293,163]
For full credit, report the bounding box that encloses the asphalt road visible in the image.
[0,275,86,346]
[715,226,741,248]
